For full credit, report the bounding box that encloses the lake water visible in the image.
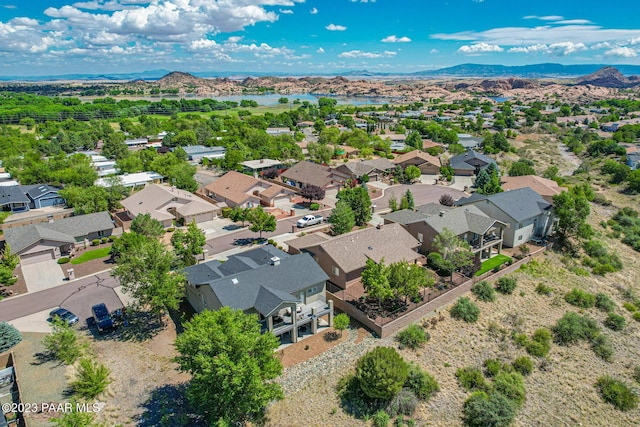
[488,96,512,103]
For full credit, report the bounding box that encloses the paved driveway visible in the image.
[21,259,66,293]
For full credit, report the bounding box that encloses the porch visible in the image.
[262,299,334,344]
[469,226,504,261]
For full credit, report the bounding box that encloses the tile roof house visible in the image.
[4,211,114,265]
[303,223,422,290]
[120,184,220,228]
[393,150,441,175]
[500,175,565,203]
[184,246,332,343]
[449,149,497,176]
[280,161,343,189]
[333,158,395,182]
[456,187,555,247]
[383,203,506,259]
[202,171,296,208]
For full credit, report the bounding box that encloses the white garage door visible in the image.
[20,250,55,265]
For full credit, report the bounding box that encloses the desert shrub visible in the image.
[396,324,430,350]
[591,334,614,362]
[552,312,600,346]
[511,356,534,376]
[633,312,640,322]
[493,371,526,406]
[450,297,480,323]
[595,376,638,411]
[372,409,390,427]
[456,366,488,392]
[483,358,504,377]
[427,252,453,276]
[595,293,616,312]
[495,277,517,295]
[356,347,409,400]
[71,358,111,399]
[564,288,596,308]
[0,322,22,353]
[57,257,70,264]
[622,302,637,312]
[405,365,439,401]
[471,281,496,302]
[523,328,551,357]
[633,366,640,383]
[604,313,626,331]
[108,235,117,242]
[535,283,553,296]
[462,391,517,427]
[387,388,419,417]
[309,202,320,211]
[43,317,81,364]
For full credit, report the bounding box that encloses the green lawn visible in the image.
[70,246,111,264]
[475,254,512,276]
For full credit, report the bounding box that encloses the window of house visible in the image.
[518,235,523,241]
[332,266,339,276]
[417,233,424,243]
[307,287,317,294]
[201,294,207,308]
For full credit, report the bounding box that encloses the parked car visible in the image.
[297,214,324,228]
[91,303,115,334]
[49,308,79,326]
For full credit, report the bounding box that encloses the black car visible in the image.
[91,303,115,334]
[49,308,79,326]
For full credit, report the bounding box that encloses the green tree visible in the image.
[174,307,283,425]
[628,169,640,193]
[0,243,19,271]
[553,189,591,242]
[112,237,185,314]
[43,317,82,364]
[405,131,422,150]
[404,165,421,182]
[0,322,22,353]
[101,133,129,160]
[355,347,409,400]
[508,160,536,177]
[171,221,207,267]
[404,189,415,209]
[71,358,111,399]
[433,227,474,281]
[462,391,517,427]
[278,97,289,104]
[361,258,393,305]
[247,206,277,238]
[333,313,350,337]
[337,185,372,226]
[130,213,165,238]
[387,260,433,302]
[328,200,355,235]
[229,206,251,226]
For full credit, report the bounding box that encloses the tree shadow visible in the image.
[113,310,166,342]
[135,383,205,427]
[31,351,60,367]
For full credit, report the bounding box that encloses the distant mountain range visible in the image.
[2,63,640,81]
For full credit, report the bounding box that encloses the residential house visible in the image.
[266,127,292,136]
[333,158,395,182]
[456,187,555,247]
[21,185,65,209]
[95,171,164,189]
[383,203,506,260]
[457,134,484,149]
[124,138,149,150]
[380,133,407,144]
[281,161,343,189]
[303,223,422,290]
[626,146,640,170]
[120,184,220,228]
[184,246,332,343]
[201,171,295,208]
[241,159,283,175]
[500,175,565,204]
[4,211,114,265]
[286,232,331,255]
[449,149,497,176]
[182,145,226,163]
[0,186,30,212]
[393,150,441,175]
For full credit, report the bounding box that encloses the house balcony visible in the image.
[261,300,333,340]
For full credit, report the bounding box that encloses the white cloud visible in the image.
[524,15,564,21]
[381,35,411,43]
[605,46,637,58]
[338,49,394,58]
[279,9,293,14]
[325,23,346,31]
[554,19,592,25]
[310,7,318,14]
[227,36,243,43]
[631,37,640,45]
[429,48,439,54]
[316,47,324,53]
[508,42,587,56]
[458,43,503,54]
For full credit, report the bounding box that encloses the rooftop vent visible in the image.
[439,210,445,217]
[270,256,280,266]
[231,278,239,285]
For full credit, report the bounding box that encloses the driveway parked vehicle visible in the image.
[91,303,115,334]
[49,308,79,326]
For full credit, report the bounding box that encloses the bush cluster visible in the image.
[595,293,616,312]
[609,207,640,252]
[595,376,638,411]
[471,281,496,302]
[511,356,534,376]
[535,283,554,296]
[553,312,613,361]
[495,277,517,295]
[456,367,488,392]
[309,202,320,211]
[604,313,626,331]
[564,288,596,308]
[405,365,440,401]
[582,240,623,275]
[426,252,452,277]
[57,257,70,264]
[514,328,552,358]
[396,324,430,350]
[450,297,480,323]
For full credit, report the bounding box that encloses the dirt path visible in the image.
[557,142,581,176]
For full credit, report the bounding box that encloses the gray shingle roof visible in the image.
[21,184,61,200]
[456,187,552,222]
[185,247,328,317]
[4,211,114,253]
[0,186,30,206]
[449,149,496,172]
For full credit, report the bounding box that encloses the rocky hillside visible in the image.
[577,66,640,88]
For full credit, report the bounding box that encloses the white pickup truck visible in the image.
[296,214,324,228]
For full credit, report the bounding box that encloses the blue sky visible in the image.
[0,0,639,76]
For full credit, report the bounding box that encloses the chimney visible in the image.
[439,210,445,217]
[270,256,280,266]
[376,223,382,230]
